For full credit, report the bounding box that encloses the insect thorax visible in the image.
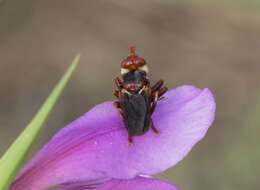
[122,70,146,92]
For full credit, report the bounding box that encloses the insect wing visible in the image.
[120,92,151,136]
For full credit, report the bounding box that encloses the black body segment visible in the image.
[120,91,151,136]
[123,70,144,83]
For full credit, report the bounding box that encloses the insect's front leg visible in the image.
[114,90,119,99]
[114,77,123,89]
[114,77,123,99]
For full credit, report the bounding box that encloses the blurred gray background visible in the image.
[0,0,260,189]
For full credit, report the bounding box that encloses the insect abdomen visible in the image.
[120,92,151,136]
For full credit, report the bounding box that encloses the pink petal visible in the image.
[11,85,215,190]
[52,176,178,190]
[96,177,178,190]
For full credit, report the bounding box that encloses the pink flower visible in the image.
[11,85,215,190]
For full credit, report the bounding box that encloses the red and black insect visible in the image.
[113,46,168,145]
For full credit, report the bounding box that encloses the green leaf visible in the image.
[0,55,80,190]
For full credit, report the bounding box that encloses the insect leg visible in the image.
[151,79,167,101]
[151,80,164,92]
[151,120,160,135]
[157,87,168,101]
[151,91,159,114]
[128,135,133,146]
[158,87,167,97]
[114,90,119,98]
[114,77,123,89]
[113,101,124,120]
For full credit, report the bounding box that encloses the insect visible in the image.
[113,46,168,145]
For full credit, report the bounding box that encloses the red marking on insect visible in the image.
[120,46,147,72]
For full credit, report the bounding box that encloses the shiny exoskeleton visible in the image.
[113,46,167,145]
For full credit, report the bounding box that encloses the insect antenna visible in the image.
[129,45,137,58]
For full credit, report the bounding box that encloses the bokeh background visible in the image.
[0,0,260,189]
